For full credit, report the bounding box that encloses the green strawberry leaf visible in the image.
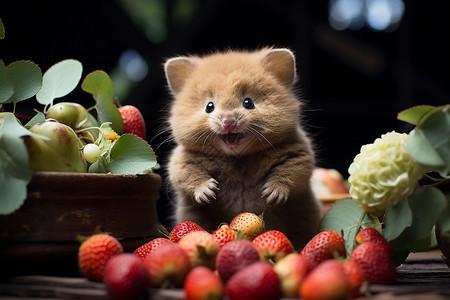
[81,70,115,100]
[81,71,123,134]
[319,197,382,256]
[0,60,42,104]
[88,154,110,173]
[95,91,123,134]
[397,105,436,125]
[36,59,83,105]
[109,134,157,174]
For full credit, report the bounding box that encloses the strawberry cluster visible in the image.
[77,214,396,300]
[299,228,396,299]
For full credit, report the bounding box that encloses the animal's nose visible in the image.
[222,118,237,131]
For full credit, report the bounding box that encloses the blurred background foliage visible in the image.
[1,0,448,226]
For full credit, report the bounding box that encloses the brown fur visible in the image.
[164,48,321,249]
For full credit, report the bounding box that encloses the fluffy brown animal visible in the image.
[164,48,321,249]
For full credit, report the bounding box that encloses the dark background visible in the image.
[1,0,449,227]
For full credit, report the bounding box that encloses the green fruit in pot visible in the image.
[46,102,99,143]
[46,102,88,129]
[23,120,87,172]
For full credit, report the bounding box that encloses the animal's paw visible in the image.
[193,178,219,204]
[262,181,289,206]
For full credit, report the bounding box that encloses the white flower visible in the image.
[348,131,423,216]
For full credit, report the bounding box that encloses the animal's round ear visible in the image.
[262,48,297,87]
[164,57,195,94]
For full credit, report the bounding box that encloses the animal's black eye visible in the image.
[243,98,255,109]
[205,101,215,113]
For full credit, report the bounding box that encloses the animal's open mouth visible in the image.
[220,132,244,146]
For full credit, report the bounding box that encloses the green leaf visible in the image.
[1,114,49,141]
[81,71,122,134]
[407,105,450,177]
[397,105,436,125]
[408,128,445,169]
[0,60,14,102]
[319,198,382,255]
[1,61,42,104]
[389,187,447,251]
[24,112,46,128]
[0,169,29,215]
[0,18,5,39]
[383,197,413,241]
[81,70,115,100]
[88,154,110,173]
[96,92,123,134]
[36,59,83,105]
[109,134,157,174]
[0,115,33,214]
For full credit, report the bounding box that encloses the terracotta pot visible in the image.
[0,171,161,275]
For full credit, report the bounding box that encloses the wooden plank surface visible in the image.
[0,250,448,299]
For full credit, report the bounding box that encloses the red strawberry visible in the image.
[178,231,220,269]
[273,253,313,298]
[230,212,264,241]
[300,259,351,300]
[78,233,123,282]
[144,243,191,288]
[226,261,281,300]
[300,230,346,266]
[169,221,205,243]
[356,227,394,257]
[212,224,237,248]
[350,241,396,284]
[133,237,172,259]
[184,266,224,300]
[118,105,146,140]
[342,260,366,298]
[215,240,260,282]
[104,253,150,300]
[252,230,294,262]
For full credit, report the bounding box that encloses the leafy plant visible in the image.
[319,198,381,255]
[0,60,42,107]
[320,104,450,263]
[36,59,83,106]
[0,57,157,215]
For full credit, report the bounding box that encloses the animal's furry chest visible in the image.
[203,154,269,207]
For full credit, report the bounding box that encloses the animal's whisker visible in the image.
[150,129,171,144]
[249,122,274,133]
[202,130,216,152]
[152,129,175,152]
[195,129,213,143]
[246,126,275,152]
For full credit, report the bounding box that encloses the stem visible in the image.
[420,177,450,188]
[350,210,367,254]
[86,105,96,112]
[76,126,102,134]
